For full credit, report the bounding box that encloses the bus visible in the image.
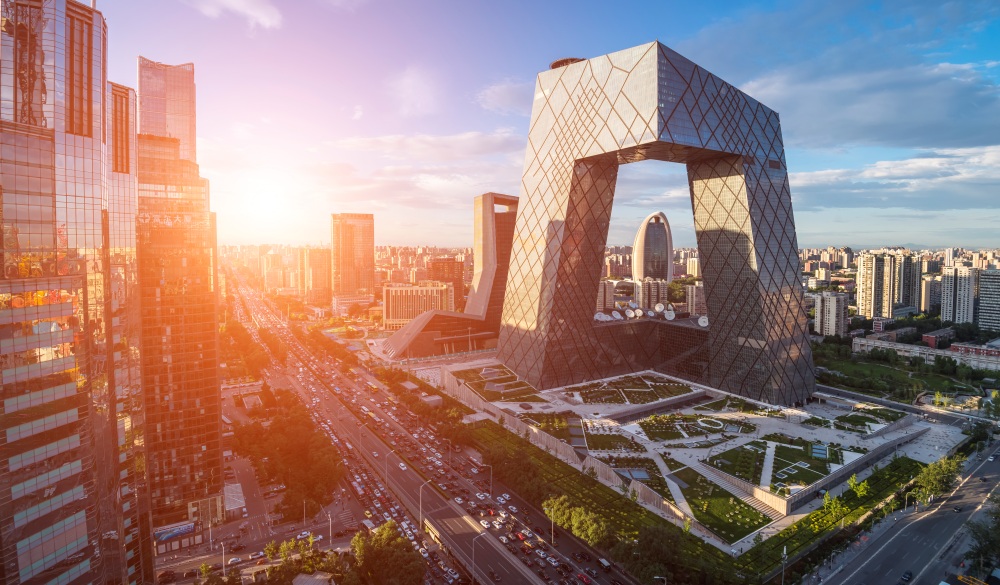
[367,382,378,393]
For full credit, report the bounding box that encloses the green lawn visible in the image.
[707,441,768,484]
[672,467,771,543]
[659,453,688,472]
[569,375,693,405]
[579,389,627,404]
[621,389,664,404]
[770,445,830,489]
[452,366,542,402]
[585,432,645,452]
[818,357,977,396]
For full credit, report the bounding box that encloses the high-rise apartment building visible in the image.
[920,275,942,313]
[941,266,979,324]
[330,214,375,300]
[855,252,922,318]
[596,280,616,311]
[685,282,707,315]
[383,282,454,330]
[0,2,153,584]
[975,270,999,333]
[637,279,670,310]
[297,247,331,306]
[686,257,701,278]
[428,257,464,309]
[813,292,849,337]
[137,57,222,552]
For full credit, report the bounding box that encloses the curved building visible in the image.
[632,211,673,282]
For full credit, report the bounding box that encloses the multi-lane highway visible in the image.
[826,454,998,585]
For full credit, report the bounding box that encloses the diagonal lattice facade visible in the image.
[496,42,815,405]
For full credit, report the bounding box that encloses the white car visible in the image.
[228,557,242,565]
[502,493,511,500]
[522,529,534,538]
[398,462,407,471]
[495,496,506,504]
[419,547,429,559]
[476,493,486,500]
[454,497,463,504]
[249,552,265,560]
[547,556,560,567]
[508,505,518,514]
[499,536,509,544]
[479,520,490,529]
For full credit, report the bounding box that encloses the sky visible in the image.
[101,0,1000,249]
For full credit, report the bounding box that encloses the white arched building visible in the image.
[631,211,673,308]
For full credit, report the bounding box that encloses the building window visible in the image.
[66,11,93,137]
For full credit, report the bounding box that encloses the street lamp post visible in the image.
[418,479,433,532]
[781,546,787,585]
[385,449,398,485]
[222,541,226,577]
[325,510,333,546]
[480,464,493,496]
[472,532,488,584]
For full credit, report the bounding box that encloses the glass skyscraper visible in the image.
[497,42,815,406]
[1,2,152,584]
[136,58,222,553]
[330,213,375,297]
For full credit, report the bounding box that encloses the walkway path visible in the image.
[759,442,776,488]
[650,451,695,517]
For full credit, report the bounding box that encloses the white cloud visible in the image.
[475,79,534,116]
[387,66,440,118]
[352,105,364,120]
[336,128,523,161]
[321,0,369,10]
[182,0,282,29]
[789,145,1000,210]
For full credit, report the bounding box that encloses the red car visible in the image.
[515,532,526,541]
[576,574,592,584]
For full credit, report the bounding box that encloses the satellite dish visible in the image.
[665,309,675,321]
[612,311,623,320]
[627,301,637,309]
[594,312,603,321]
[698,316,709,327]
[647,310,655,317]
[625,309,635,318]
[654,303,665,313]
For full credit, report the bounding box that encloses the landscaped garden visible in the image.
[598,454,676,503]
[737,456,923,577]
[585,431,645,452]
[671,466,771,543]
[520,412,574,441]
[638,414,755,441]
[706,440,768,484]
[453,365,543,402]
[566,374,694,405]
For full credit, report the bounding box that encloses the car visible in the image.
[499,536,509,544]
[399,462,407,471]
[522,529,534,538]
[296,531,312,540]
[364,510,373,518]
[419,547,429,559]
[584,568,598,578]
[249,552,265,560]
[980,477,988,482]
[480,520,491,529]
[901,570,913,582]
[228,557,243,565]
[536,550,548,559]
[231,544,246,552]
[454,497,464,504]
[990,456,996,462]
[502,493,511,500]
[489,569,501,582]
[508,505,518,514]
[516,532,526,540]
[496,496,506,504]
[576,574,592,584]
[953,506,963,512]
[547,556,560,567]
[372,451,379,458]
[476,493,486,500]
[383,512,391,521]
[183,570,200,578]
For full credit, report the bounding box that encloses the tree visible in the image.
[847,474,859,495]
[352,520,425,585]
[264,540,278,561]
[914,456,964,501]
[855,480,870,499]
[965,494,1000,570]
[683,517,692,534]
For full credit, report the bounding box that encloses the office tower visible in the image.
[813,292,849,337]
[428,257,465,309]
[941,266,979,324]
[384,193,517,358]
[137,57,222,552]
[297,247,331,306]
[920,275,942,313]
[0,2,154,584]
[596,280,616,311]
[496,42,814,405]
[383,282,455,330]
[978,270,1000,333]
[631,212,673,282]
[685,282,707,315]
[944,248,956,267]
[686,257,701,278]
[330,213,375,300]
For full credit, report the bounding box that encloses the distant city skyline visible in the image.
[99,1,1000,248]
